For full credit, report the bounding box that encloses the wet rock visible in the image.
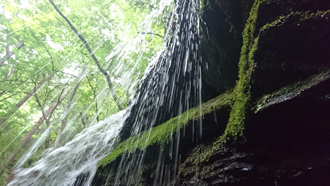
[177,0,330,182]
[95,0,330,185]
[200,0,243,96]
[251,0,330,98]
[177,78,330,186]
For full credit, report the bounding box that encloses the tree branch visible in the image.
[52,70,79,78]
[34,93,48,125]
[49,0,123,110]
[86,75,99,122]
[80,112,87,128]
[138,32,164,38]
[0,35,24,67]
[39,36,55,70]
[2,65,15,81]
[0,90,6,97]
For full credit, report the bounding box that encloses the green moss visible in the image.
[246,9,330,112]
[213,5,330,146]
[99,0,330,168]
[261,10,330,31]
[254,70,330,112]
[199,0,210,14]
[98,91,234,167]
[213,0,268,146]
[177,144,213,177]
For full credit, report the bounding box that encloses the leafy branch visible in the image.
[0,35,25,67]
[49,0,124,110]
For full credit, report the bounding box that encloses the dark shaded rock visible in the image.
[177,78,330,186]
[251,1,330,98]
[255,0,330,33]
[94,0,330,185]
[177,2,330,182]
[200,0,243,96]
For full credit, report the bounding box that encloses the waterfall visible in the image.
[7,0,203,185]
[112,0,203,185]
[8,110,127,186]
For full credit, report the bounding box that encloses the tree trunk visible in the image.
[55,82,81,148]
[16,75,51,108]
[86,75,99,122]
[60,82,80,132]
[21,102,57,147]
[0,89,67,177]
[0,103,56,176]
[0,75,51,126]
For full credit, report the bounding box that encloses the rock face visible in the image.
[93,0,330,185]
[177,78,330,186]
[200,0,243,96]
[177,0,330,185]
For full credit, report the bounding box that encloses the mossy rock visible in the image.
[92,0,330,185]
[177,0,330,185]
[98,91,234,167]
[251,8,330,98]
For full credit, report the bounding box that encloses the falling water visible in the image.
[8,110,126,186]
[6,0,203,185]
[104,0,203,185]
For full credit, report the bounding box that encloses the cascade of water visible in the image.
[120,0,202,143]
[6,0,202,185]
[107,0,203,185]
[8,110,127,186]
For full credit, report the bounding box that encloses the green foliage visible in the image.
[0,0,168,180]
[98,91,234,167]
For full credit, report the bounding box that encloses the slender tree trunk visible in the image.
[0,90,67,177]
[23,103,57,147]
[86,75,99,122]
[16,75,51,108]
[55,82,81,147]
[49,0,123,110]
[0,75,51,126]
[0,119,6,124]
[0,103,56,176]
[61,83,80,131]
[45,134,51,149]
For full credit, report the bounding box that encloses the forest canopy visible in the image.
[0,0,171,183]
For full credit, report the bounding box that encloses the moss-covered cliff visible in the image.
[177,0,330,185]
[92,0,330,185]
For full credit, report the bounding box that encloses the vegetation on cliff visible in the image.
[98,91,234,166]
